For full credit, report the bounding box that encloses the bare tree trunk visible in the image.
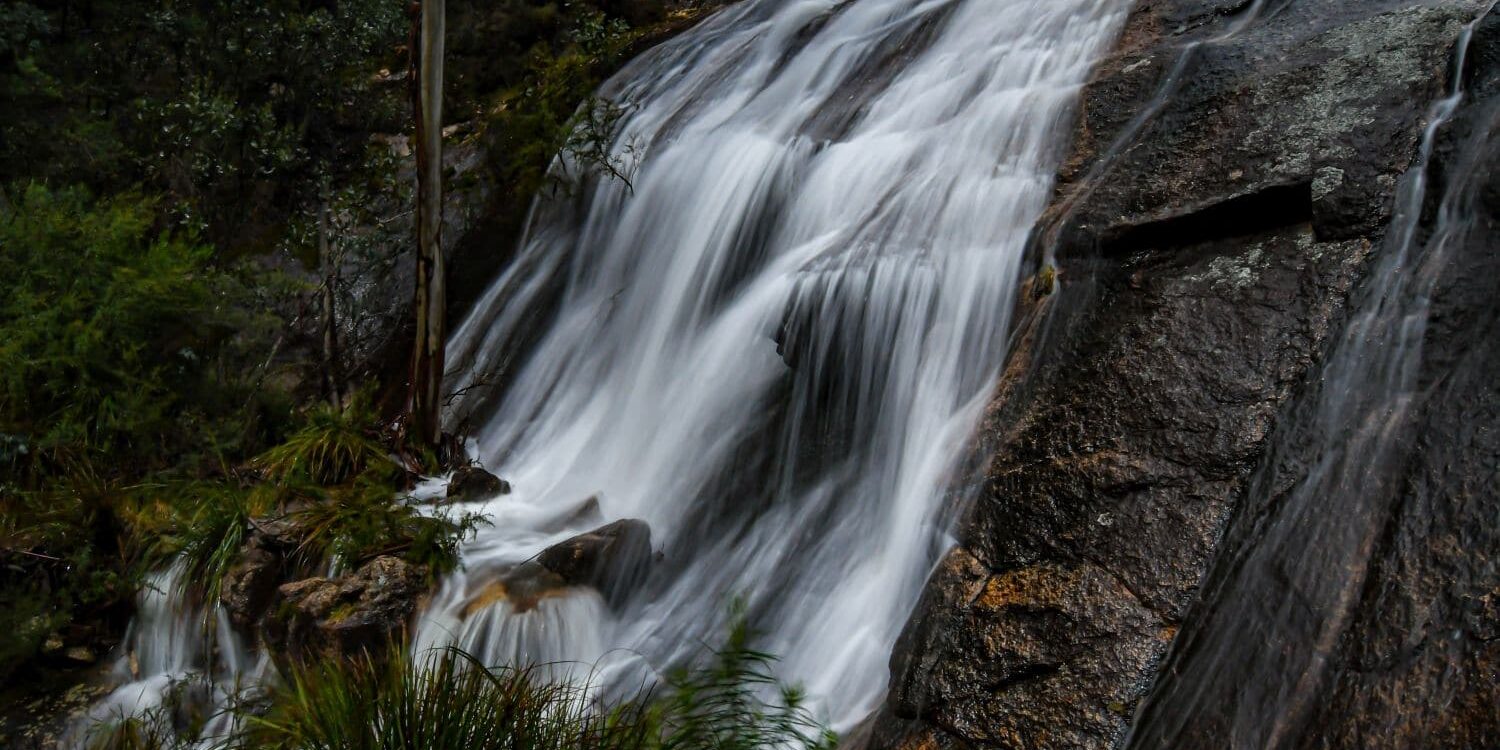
[319,183,345,411]
[409,0,446,447]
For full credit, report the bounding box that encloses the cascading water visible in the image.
[1126,5,1498,748]
[65,563,265,748]
[426,0,1131,729]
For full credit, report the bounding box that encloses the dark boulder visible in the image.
[536,519,653,607]
[445,465,511,503]
[456,516,653,615]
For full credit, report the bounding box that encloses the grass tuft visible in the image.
[238,647,653,750]
[289,475,485,577]
[254,399,394,487]
[656,605,837,750]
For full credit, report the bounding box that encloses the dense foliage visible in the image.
[0,0,405,251]
[0,184,278,475]
[0,184,281,674]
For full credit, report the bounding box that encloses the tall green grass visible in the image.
[254,399,395,487]
[239,648,655,750]
[237,611,835,750]
[655,614,836,750]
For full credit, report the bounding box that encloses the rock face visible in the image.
[264,556,428,666]
[870,1,1499,748]
[220,518,300,634]
[1177,9,1500,749]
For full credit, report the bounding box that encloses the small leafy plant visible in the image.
[289,476,484,577]
[655,606,838,750]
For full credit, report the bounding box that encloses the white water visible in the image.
[427,0,1131,729]
[66,563,267,748]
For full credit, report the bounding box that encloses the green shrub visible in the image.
[84,698,202,750]
[0,479,132,680]
[288,475,483,577]
[248,397,482,577]
[237,613,836,750]
[490,8,641,198]
[0,183,273,480]
[85,715,181,750]
[0,184,285,675]
[655,610,837,750]
[170,483,265,605]
[0,0,406,250]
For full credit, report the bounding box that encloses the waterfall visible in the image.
[63,0,1133,741]
[1126,6,1498,748]
[428,0,1131,729]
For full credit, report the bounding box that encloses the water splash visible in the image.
[431,0,1131,728]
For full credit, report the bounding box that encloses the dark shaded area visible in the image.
[1101,181,1314,255]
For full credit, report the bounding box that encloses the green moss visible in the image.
[1033,263,1058,299]
[326,602,358,625]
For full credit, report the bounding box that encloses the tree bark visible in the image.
[409,0,446,447]
[318,185,345,411]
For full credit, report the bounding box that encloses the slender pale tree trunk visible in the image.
[409,0,446,447]
[318,183,345,411]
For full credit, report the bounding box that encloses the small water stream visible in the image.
[66,563,268,748]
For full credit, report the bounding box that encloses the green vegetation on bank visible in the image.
[0,183,285,674]
[0,0,406,252]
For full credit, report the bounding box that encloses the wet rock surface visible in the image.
[220,518,301,635]
[459,518,655,614]
[265,556,428,666]
[1227,8,1500,749]
[871,1,1498,748]
[536,518,653,605]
